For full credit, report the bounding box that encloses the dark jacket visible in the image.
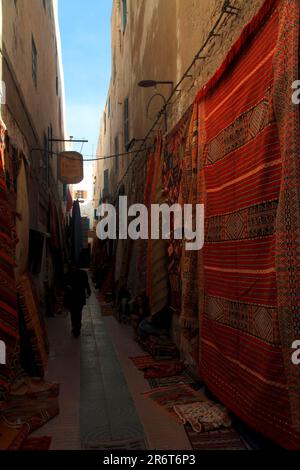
[64,269,91,308]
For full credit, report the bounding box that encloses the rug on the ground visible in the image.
[143,360,185,379]
[185,425,249,450]
[162,107,192,315]
[141,336,179,359]
[147,370,202,389]
[142,384,207,423]
[82,437,147,450]
[17,274,49,376]
[100,302,114,316]
[179,0,300,449]
[173,400,232,433]
[19,436,52,451]
[0,378,59,449]
[129,355,158,370]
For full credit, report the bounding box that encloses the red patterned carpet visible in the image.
[179,0,300,449]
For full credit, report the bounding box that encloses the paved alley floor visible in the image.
[34,287,191,450]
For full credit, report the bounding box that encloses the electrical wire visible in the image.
[29,146,153,162]
[112,0,240,200]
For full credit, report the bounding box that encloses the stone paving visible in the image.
[34,287,191,450]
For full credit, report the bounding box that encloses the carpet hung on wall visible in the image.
[179,0,300,449]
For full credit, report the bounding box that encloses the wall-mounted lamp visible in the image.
[138,80,174,89]
[138,80,173,133]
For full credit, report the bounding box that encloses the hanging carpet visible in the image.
[0,120,19,398]
[190,0,300,449]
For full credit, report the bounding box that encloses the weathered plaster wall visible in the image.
[94,0,264,202]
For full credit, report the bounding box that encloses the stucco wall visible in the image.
[94,0,264,203]
[1,0,66,169]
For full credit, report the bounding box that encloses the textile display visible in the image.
[191,0,300,449]
[83,437,147,451]
[177,103,201,366]
[129,355,158,370]
[143,360,185,379]
[147,369,200,389]
[142,384,207,422]
[15,155,29,280]
[141,335,179,359]
[146,135,169,315]
[17,274,49,377]
[162,107,192,313]
[0,379,59,450]
[100,302,114,317]
[19,436,52,451]
[127,240,143,300]
[185,426,248,450]
[66,188,73,212]
[173,400,232,433]
[71,199,82,263]
[0,120,19,397]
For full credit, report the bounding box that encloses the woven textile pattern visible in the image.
[146,135,169,315]
[0,121,19,397]
[17,274,49,377]
[173,400,232,433]
[193,0,300,449]
[162,108,192,313]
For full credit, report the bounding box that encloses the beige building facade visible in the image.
[1,0,67,305]
[92,0,268,355]
[93,0,264,209]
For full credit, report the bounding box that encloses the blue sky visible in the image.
[58,0,112,193]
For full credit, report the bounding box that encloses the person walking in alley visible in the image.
[64,264,91,337]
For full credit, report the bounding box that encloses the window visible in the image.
[114,136,119,174]
[123,97,129,148]
[122,0,127,33]
[103,112,107,134]
[108,97,111,118]
[103,169,109,200]
[32,36,37,87]
[75,190,87,200]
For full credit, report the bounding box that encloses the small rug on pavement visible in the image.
[129,355,158,370]
[20,436,52,450]
[185,425,249,450]
[0,379,59,450]
[147,369,202,389]
[100,303,114,316]
[141,336,179,359]
[142,384,207,423]
[82,437,147,450]
[143,360,185,379]
[173,401,232,433]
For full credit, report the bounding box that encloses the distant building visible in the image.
[0,0,68,306]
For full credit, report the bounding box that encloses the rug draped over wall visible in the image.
[146,135,169,315]
[186,0,300,449]
[0,121,19,397]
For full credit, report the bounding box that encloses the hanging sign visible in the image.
[57,151,83,184]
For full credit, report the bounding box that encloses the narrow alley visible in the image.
[0,0,300,462]
[33,282,193,450]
